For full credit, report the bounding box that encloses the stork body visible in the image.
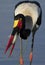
[5,1,42,65]
[15,1,41,30]
[13,1,42,40]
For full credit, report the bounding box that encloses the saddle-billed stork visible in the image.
[5,1,42,65]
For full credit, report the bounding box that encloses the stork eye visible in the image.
[20,18,22,21]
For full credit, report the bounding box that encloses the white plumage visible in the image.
[15,3,40,30]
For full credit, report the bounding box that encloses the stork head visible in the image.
[13,14,25,30]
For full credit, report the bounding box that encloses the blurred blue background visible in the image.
[0,0,45,65]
